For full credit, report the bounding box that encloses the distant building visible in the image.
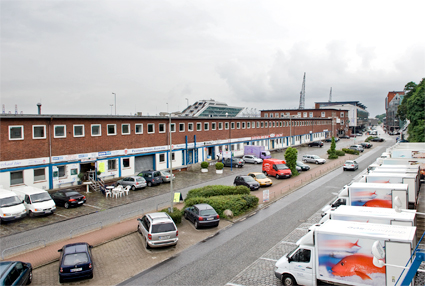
[180,99,244,117]
[368,118,379,127]
[315,101,369,133]
[385,91,405,132]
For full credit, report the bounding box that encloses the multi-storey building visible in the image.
[385,91,405,132]
[1,113,333,190]
[260,108,349,137]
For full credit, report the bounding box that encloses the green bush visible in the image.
[342,148,359,155]
[215,162,224,170]
[185,185,250,201]
[365,136,374,142]
[328,154,339,159]
[184,194,259,217]
[160,207,183,224]
[335,150,346,156]
[201,161,209,169]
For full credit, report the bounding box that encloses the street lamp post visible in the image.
[109,104,113,115]
[169,113,173,212]
[112,93,116,115]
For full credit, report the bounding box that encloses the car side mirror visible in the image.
[89,245,93,249]
[58,249,62,252]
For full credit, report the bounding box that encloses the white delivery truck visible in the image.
[320,205,416,226]
[11,186,56,217]
[275,220,417,286]
[364,173,419,209]
[370,166,420,177]
[321,182,409,215]
[381,158,425,179]
[0,188,27,223]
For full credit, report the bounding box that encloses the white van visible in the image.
[0,189,27,223]
[12,186,56,217]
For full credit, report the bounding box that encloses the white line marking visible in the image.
[83,204,102,209]
[259,257,278,262]
[54,213,69,218]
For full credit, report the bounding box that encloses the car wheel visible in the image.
[147,182,152,187]
[29,211,34,218]
[145,236,151,249]
[235,165,239,168]
[194,221,199,229]
[131,185,136,191]
[137,225,142,234]
[343,168,346,171]
[27,270,32,285]
[315,161,319,164]
[281,274,296,286]
[64,202,69,209]
[89,273,93,279]
[254,161,258,164]
[184,212,188,220]
[320,145,322,147]
[59,276,64,284]
[276,174,280,179]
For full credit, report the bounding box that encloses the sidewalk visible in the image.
[4,152,354,269]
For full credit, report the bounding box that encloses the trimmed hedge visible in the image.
[342,148,359,155]
[365,136,374,142]
[160,207,183,224]
[184,194,259,217]
[201,161,209,168]
[328,154,338,159]
[185,185,250,201]
[215,162,224,170]
[335,150,346,156]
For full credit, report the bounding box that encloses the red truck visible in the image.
[262,158,292,179]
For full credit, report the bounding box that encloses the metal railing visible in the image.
[1,240,46,260]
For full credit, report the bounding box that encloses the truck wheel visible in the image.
[281,274,296,286]
[276,174,280,179]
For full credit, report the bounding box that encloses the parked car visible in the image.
[58,242,93,283]
[137,170,163,187]
[338,135,350,139]
[242,155,263,164]
[184,203,220,229]
[343,160,359,171]
[248,172,273,187]
[233,175,260,191]
[302,155,326,164]
[116,176,147,190]
[308,141,323,147]
[137,212,178,249]
[223,157,244,168]
[370,137,385,142]
[296,161,310,171]
[51,190,86,209]
[0,261,32,285]
[159,170,175,182]
[360,142,373,148]
[349,145,364,152]
[324,137,340,142]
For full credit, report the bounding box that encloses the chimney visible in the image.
[37,103,42,114]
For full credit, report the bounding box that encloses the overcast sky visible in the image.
[1,1,424,117]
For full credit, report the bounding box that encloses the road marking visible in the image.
[226,283,245,286]
[54,213,69,218]
[259,257,278,262]
[83,204,102,209]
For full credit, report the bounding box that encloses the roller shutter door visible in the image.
[135,155,154,173]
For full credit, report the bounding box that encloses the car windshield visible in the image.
[244,177,256,182]
[200,209,216,216]
[30,192,51,203]
[63,253,89,266]
[311,155,320,159]
[345,161,354,164]
[275,164,289,170]
[255,173,267,179]
[0,196,22,207]
[161,171,170,176]
[64,191,80,197]
[262,151,271,156]
[296,161,305,166]
[151,222,176,233]
[136,177,145,182]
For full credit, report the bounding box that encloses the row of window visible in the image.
[264,111,346,118]
[8,120,331,140]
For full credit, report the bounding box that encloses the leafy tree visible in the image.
[284,147,299,176]
[375,113,386,124]
[397,79,424,142]
[328,137,338,159]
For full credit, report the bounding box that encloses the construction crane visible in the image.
[328,87,332,102]
[298,72,305,109]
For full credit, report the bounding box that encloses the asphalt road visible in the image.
[119,138,394,285]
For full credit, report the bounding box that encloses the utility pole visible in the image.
[298,72,305,109]
[328,87,332,102]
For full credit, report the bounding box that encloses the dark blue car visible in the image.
[0,261,32,285]
[58,243,93,283]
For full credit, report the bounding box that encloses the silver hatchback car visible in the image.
[116,176,147,190]
[137,212,178,249]
[159,170,175,182]
[343,160,359,171]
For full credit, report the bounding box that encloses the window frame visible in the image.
[211,122,216,130]
[170,123,176,133]
[204,122,209,131]
[188,123,194,132]
[122,158,130,168]
[10,170,24,185]
[73,125,85,137]
[32,125,46,139]
[179,123,185,132]
[33,168,46,182]
[147,123,155,134]
[196,122,202,131]
[135,124,143,134]
[9,125,24,140]
[218,122,223,130]
[158,123,166,133]
[121,123,130,135]
[107,124,117,136]
[91,124,101,136]
[54,125,66,138]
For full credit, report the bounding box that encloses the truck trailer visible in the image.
[243,145,271,159]
[275,220,417,286]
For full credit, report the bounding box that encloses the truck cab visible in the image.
[262,159,292,179]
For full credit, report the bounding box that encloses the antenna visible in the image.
[328,87,332,102]
[298,72,305,109]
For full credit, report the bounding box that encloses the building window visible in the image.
[70,168,78,176]
[196,123,202,131]
[321,112,326,117]
[273,121,276,127]
[303,112,307,118]
[236,122,240,129]
[34,168,46,182]
[159,123,165,133]
[264,113,268,118]
[171,152,175,161]
[54,125,66,138]
[270,113,273,118]
[275,113,279,118]
[225,122,229,129]
[247,122,250,128]
[73,125,84,137]
[170,123,176,132]
[261,122,264,128]
[256,121,259,128]
[123,158,130,168]
[218,122,223,130]
[107,124,116,135]
[341,120,344,124]
[10,171,24,185]
[281,113,284,118]
[159,153,166,163]
[179,123,185,132]
[58,166,66,178]
[108,159,117,170]
[265,122,268,128]
[122,124,130,135]
[340,112,344,118]
[33,125,46,139]
[91,124,101,136]
[231,122,235,129]
[148,124,155,133]
[9,126,24,140]
[188,123,194,131]
[204,122,209,131]
[309,112,313,118]
[135,124,143,134]
[211,122,216,130]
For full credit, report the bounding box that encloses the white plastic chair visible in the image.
[123,185,131,196]
[112,188,120,198]
[105,189,112,198]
